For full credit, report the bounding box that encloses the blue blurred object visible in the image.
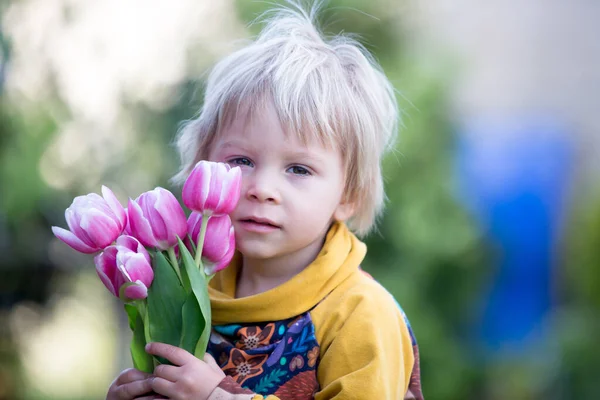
[456,116,572,356]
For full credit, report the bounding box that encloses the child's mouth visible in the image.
[239,218,280,232]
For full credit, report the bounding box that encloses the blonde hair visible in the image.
[173,1,399,236]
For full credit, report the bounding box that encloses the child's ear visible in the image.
[333,200,356,222]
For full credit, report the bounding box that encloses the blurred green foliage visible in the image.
[1,1,599,399]
[557,194,600,399]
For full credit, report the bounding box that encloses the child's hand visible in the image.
[106,368,153,400]
[145,342,226,400]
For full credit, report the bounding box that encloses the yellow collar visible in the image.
[208,222,366,324]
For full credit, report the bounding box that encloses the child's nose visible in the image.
[245,171,281,204]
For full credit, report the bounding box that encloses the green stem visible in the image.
[134,299,146,321]
[135,299,149,341]
[136,299,158,367]
[194,214,210,268]
[136,299,146,321]
[167,247,182,284]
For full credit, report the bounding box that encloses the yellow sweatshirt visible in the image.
[207,222,423,399]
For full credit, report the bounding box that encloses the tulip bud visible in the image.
[52,186,127,253]
[182,161,241,216]
[188,212,235,275]
[127,187,187,251]
[94,235,153,301]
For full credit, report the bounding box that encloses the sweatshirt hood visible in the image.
[208,222,366,324]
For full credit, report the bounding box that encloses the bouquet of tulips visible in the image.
[51,161,241,372]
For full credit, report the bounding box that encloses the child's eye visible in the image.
[287,165,311,176]
[229,157,253,167]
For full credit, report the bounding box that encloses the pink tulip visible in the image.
[182,161,242,216]
[188,212,235,275]
[94,235,153,301]
[123,208,132,235]
[52,186,127,254]
[127,187,187,251]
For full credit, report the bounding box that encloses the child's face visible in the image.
[208,100,353,263]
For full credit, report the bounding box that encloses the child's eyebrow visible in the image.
[285,150,327,165]
[219,140,252,152]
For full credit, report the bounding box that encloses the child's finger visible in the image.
[115,379,153,399]
[204,353,220,369]
[153,363,180,382]
[116,368,152,385]
[145,342,193,366]
[133,394,167,400]
[149,376,176,398]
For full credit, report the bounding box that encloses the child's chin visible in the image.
[236,239,279,260]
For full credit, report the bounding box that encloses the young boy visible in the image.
[106,2,422,399]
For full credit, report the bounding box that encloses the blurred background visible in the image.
[1,0,599,399]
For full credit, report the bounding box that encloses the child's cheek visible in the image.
[240,166,253,176]
[229,205,243,224]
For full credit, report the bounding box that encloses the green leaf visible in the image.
[179,291,204,354]
[124,303,138,331]
[177,237,212,359]
[130,307,153,373]
[146,251,187,365]
[178,249,192,293]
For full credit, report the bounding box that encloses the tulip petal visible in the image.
[74,193,114,221]
[230,167,242,200]
[210,224,235,275]
[216,234,236,274]
[216,166,242,215]
[123,211,132,235]
[124,281,148,300]
[183,161,212,212]
[214,163,230,211]
[127,199,158,248]
[65,208,96,248]
[116,235,151,264]
[94,247,119,296]
[150,209,169,246]
[187,212,202,242]
[204,244,234,276]
[80,208,121,248]
[52,226,98,253]
[206,164,225,213]
[202,214,232,261]
[154,188,187,244]
[181,165,198,210]
[146,191,170,249]
[139,191,170,249]
[115,235,138,252]
[123,253,154,287]
[102,185,127,229]
[64,204,81,232]
[200,161,215,210]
